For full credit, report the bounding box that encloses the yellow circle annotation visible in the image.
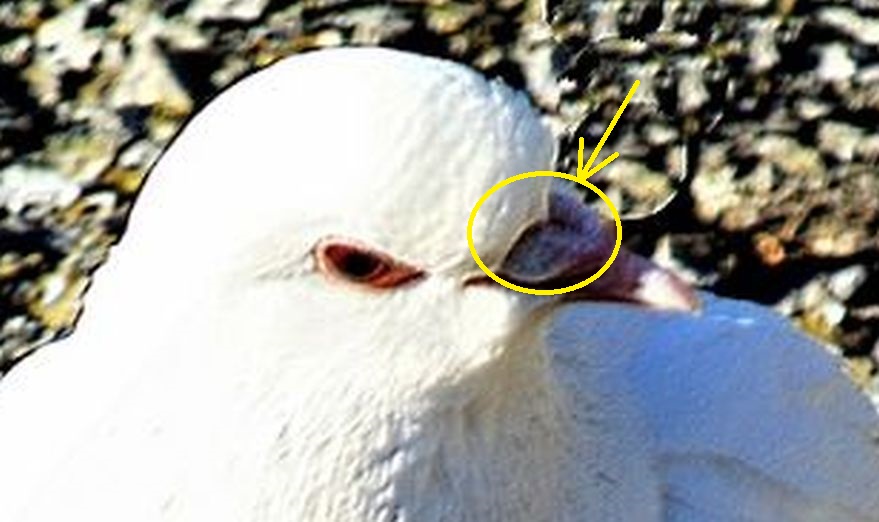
[466,171,622,296]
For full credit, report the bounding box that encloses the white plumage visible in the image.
[0,47,877,522]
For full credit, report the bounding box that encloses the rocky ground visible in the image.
[0,0,877,397]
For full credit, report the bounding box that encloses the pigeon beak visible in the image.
[497,191,700,312]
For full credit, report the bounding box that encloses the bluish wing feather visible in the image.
[551,293,879,522]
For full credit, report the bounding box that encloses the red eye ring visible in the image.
[315,239,424,289]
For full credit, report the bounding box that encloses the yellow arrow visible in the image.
[578,80,640,180]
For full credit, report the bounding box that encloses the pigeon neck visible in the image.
[269,337,572,521]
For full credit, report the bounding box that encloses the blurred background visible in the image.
[0,0,877,398]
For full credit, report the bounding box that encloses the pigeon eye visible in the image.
[316,240,424,289]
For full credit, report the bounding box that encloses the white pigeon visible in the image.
[0,47,878,522]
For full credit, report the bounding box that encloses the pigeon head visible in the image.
[89,47,695,390]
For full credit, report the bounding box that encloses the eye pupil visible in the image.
[323,245,386,281]
[338,251,382,279]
